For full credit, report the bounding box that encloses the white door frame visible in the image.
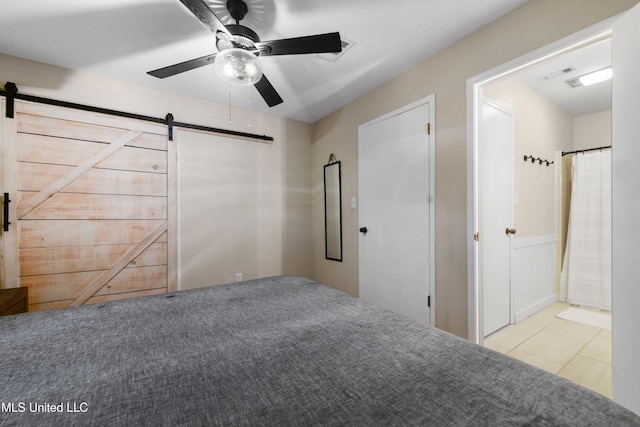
[358,94,436,326]
[466,18,617,344]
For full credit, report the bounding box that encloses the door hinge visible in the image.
[428,295,431,308]
[427,123,431,135]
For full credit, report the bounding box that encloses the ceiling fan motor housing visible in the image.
[216,24,260,51]
[218,0,259,52]
[227,0,249,21]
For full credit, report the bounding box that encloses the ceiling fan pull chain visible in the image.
[228,83,232,124]
[248,86,253,127]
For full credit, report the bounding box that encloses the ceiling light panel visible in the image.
[566,67,612,88]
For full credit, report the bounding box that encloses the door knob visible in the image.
[505,228,516,235]
[359,227,368,235]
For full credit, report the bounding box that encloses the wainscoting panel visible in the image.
[512,234,558,322]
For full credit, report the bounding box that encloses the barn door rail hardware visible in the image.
[523,155,554,167]
[0,82,273,143]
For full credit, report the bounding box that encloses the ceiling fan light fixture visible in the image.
[214,48,263,86]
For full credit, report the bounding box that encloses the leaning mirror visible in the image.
[324,160,343,261]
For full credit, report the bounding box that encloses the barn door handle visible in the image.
[359,226,368,235]
[3,193,11,232]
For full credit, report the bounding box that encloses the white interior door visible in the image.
[358,99,433,326]
[480,99,515,337]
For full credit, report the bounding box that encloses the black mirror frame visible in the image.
[324,161,343,262]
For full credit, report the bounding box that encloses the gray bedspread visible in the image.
[1,275,638,426]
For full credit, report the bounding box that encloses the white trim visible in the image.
[358,94,436,326]
[360,96,436,129]
[611,4,640,412]
[466,17,618,344]
[514,294,558,323]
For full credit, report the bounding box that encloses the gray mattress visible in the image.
[1,275,638,426]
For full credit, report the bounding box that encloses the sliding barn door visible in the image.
[1,102,177,311]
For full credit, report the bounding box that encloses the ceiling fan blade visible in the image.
[147,53,217,79]
[255,74,284,107]
[255,32,342,56]
[178,0,233,39]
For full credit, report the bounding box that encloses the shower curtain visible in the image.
[560,149,612,311]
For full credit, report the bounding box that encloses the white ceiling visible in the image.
[0,0,530,123]
[513,38,612,117]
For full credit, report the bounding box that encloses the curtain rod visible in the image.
[562,145,611,156]
[0,82,273,143]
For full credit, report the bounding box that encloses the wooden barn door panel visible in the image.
[19,164,168,196]
[18,193,167,220]
[19,219,167,247]
[17,134,168,174]
[22,265,166,307]
[20,239,167,277]
[2,101,177,311]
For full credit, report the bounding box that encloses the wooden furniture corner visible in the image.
[0,287,28,316]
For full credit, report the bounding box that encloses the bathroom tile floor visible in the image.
[484,302,612,398]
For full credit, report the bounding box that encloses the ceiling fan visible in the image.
[148,0,343,107]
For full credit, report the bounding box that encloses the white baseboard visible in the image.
[514,294,558,323]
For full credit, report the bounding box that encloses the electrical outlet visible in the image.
[236,273,243,282]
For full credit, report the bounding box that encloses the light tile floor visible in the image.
[484,302,612,398]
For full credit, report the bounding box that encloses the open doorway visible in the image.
[468,26,614,397]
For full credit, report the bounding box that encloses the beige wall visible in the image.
[282,120,314,278]
[0,53,313,290]
[310,0,638,338]
[574,110,612,151]
[484,79,573,237]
